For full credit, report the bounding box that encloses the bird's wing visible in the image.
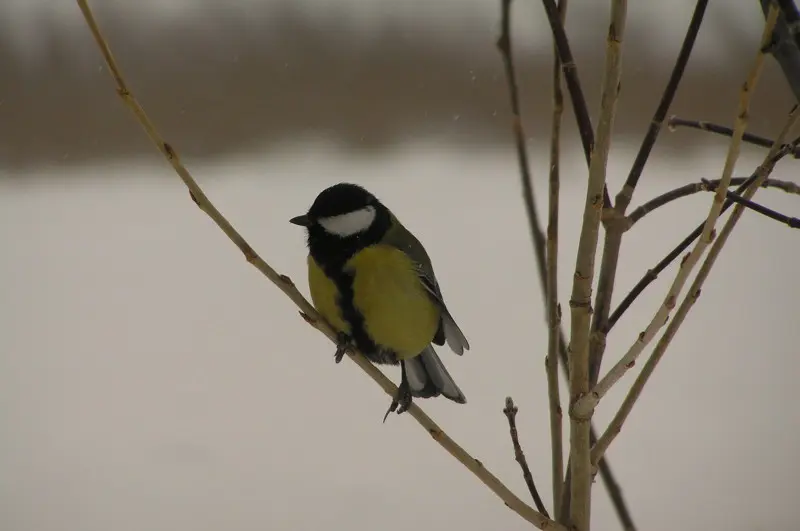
[383,215,470,355]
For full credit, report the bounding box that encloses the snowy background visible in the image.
[1,2,799,531]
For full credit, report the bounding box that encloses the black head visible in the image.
[290,183,391,267]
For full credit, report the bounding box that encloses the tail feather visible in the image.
[402,346,467,404]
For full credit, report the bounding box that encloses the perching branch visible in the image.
[504,397,550,518]
[574,6,780,419]
[565,3,627,531]
[592,105,800,465]
[75,2,566,530]
[628,177,800,226]
[668,116,800,157]
[545,0,566,520]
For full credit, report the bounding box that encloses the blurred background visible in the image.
[2,1,799,531]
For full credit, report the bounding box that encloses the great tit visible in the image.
[290,183,469,420]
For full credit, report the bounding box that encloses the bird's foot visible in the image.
[761,33,779,55]
[334,333,354,364]
[382,381,413,423]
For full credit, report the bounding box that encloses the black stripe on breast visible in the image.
[325,266,399,366]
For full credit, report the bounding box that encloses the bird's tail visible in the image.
[402,346,467,404]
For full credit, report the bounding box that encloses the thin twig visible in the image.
[592,106,800,465]
[496,6,557,515]
[545,0,566,520]
[588,0,709,388]
[540,0,612,209]
[497,0,548,309]
[628,177,800,226]
[504,397,550,518]
[700,179,800,228]
[668,116,800,157]
[496,5,563,516]
[574,5,779,419]
[608,143,799,333]
[566,3,627,531]
[75,2,566,530]
[538,0,593,165]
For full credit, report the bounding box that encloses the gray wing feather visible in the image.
[383,215,470,355]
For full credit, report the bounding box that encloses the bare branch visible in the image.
[574,5,780,419]
[540,0,612,208]
[497,0,548,302]
[75,2,566,529]
[592,105,800,464]
[496,1,634,525]
[546,0,566,520]
[668,116,800,157]
[608,146,799,333]
[565,3,627,531]
[628,176,800,226]
[556,7,708,529]
[589,0,709,388]
[700,179,800,228]
[504,397,550,518]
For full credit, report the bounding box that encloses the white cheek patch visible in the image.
[318,206,376,237]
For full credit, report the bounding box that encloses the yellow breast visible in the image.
[308,255,350,335]
[347,245,440,359]
[306,246,441,360]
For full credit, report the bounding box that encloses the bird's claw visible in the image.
[761,34,779,55]
[382,382,413,423]
[334,333,353,364]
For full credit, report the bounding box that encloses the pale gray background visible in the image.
[1,1,799,531]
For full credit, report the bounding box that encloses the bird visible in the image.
[289,182,469,421]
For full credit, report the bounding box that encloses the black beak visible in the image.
[289,214,311,227]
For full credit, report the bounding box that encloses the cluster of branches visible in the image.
[76,0,799,530]
[498,1,800,530]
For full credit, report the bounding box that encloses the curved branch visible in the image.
[75,2,564,530]
[628,177,800,226]
[609,134,799,337]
